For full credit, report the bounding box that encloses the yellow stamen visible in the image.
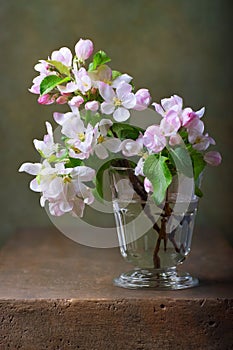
[63,176,71,184]
[113,97,122,107]
[78,133,85,142]
[72,146,81,154]
[97,135,105,143]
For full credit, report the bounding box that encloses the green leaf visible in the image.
[88,50,111,71]
[189,148,206,180]
[143,155,172,205]
[65,158,83,168]
[112,70,122,80]
[110,123,144,140]
[168,146,193,177]
[95,159,113,199]
[47,60,70,76]
[40,75,71,95]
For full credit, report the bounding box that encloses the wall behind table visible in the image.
[1,0,232,244]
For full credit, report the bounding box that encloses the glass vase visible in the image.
[109,166,199,290]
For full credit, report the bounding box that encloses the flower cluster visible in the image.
[20,38,222,217]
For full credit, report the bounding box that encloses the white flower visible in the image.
[93,119,121,159]
[33,122,59,158]
[99,82,136,122]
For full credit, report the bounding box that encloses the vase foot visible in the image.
[113,268,199,290]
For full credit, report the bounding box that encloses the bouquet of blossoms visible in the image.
[19,38,221,218]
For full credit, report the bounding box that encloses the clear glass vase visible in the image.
[109,166,199,290]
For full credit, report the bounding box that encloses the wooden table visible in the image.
[0,228,232,349]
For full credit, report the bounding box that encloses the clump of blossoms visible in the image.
[19,38,222,217]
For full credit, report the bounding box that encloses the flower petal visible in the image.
[98,82,115,101]
[104,138,122,153]
[101,102,115,115]
[113,107,130,122]
[19,162,42,175]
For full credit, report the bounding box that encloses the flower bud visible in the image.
[133,89,151,111]
[38,94,54,105]
[85,101,99,112]
[69,96,84,108]
[204,151,222,166]
[75,39,94,61]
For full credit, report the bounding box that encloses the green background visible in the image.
[1,0,232,244]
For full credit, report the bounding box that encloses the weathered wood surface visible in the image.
[0,228,232,350]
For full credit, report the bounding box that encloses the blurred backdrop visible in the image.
[1,0,232,244]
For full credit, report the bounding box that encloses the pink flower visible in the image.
[34,60,50,74]
[75,38,94,61]
[181,107,205,127]
[204,151,222,166]
[152,95,183,117]
[159,110,181,136]
[51,47,73,67]
[99,82,136,122]
[85,101,99,112]
[143,125,166,153]
[133,89,151,111]
[73,67,92,94]
[38,94,55,105]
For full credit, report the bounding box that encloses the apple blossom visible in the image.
[62,117,95,159]
[159,110,181,136]
[50,47,73,67]
[152,95,183,117]
[93,119,121,159]
[75,38,94,61]
[204,151,222,166]
[133,89,151,111]
[143,125,166,153]
[73,67,92,94]
[181,107,205,127]
[99,82,136,122]
[33,122,59,159]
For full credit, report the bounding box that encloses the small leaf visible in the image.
[143,155,172,205]
[88,50,111,71]
[65,158,83,168]
[47,60,70,76]
[110,123,144,140]
[112,70,122,80]
[189,148,206,180]
[95,159,113,199]
[169,146,193,177]
[40,75,71,95]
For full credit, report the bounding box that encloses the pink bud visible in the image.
[85,101,99,112]
[134,89,151,111]
[69,96,84,108]
[37,94,54,105]
[56,95,68,104]
[204,151,222,166]
[75,38,94,61]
